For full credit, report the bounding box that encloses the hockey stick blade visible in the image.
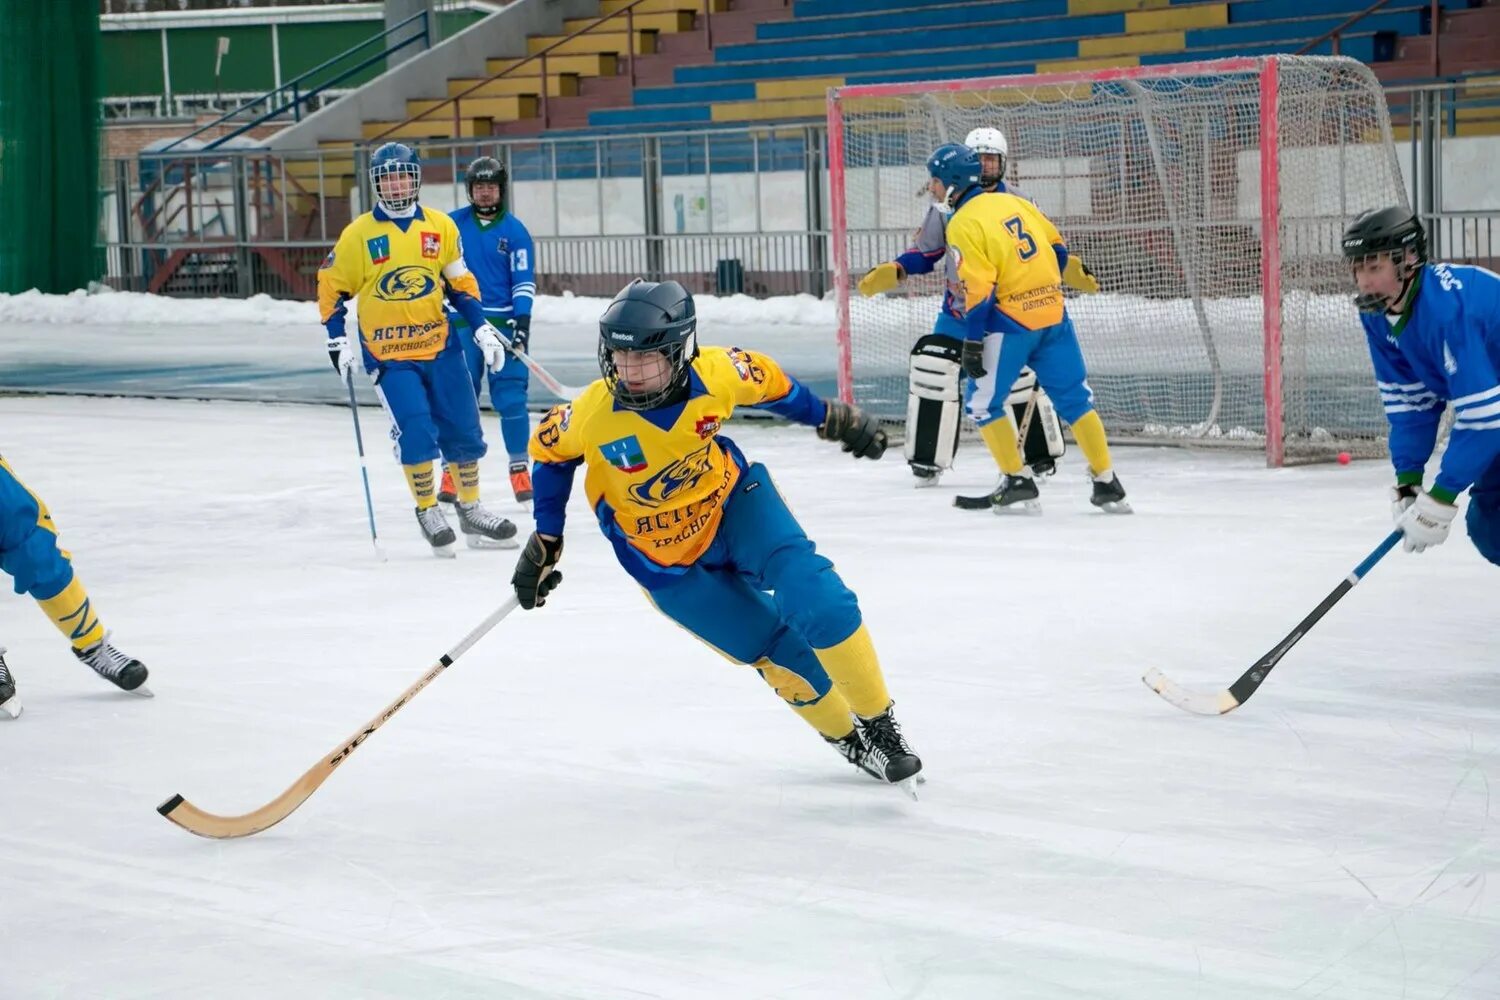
[158,596,521,839]
[1141,530,1401,716]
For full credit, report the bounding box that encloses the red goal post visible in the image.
[826,55,1408,466]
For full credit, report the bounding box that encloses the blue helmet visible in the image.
[369,142,422,212]
[927,143,982,207]
[597,279,698,410]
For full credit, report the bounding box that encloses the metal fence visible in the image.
[98,80,1500,300]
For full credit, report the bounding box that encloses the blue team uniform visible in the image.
[0,456,79,603]
[447,206,536,461]
[1361,262,1500,565]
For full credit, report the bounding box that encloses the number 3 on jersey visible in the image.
[1004,215,1038,261]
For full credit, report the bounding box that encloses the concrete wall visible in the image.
[266,0,601,151]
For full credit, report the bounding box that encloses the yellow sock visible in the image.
[1070,409,1114,477]
[37,577,105,651]
[759,661,857,739]
[979,418,1026,476]
[453,461,480,504]
[404,463,437,508]
[813,624,892,719]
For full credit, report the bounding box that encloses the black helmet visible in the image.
[1341,207,1427,313]
[598,279,698,410]
[465,155,506,218]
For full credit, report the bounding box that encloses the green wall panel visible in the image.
[102,30,165,96]
[166,26,275,94]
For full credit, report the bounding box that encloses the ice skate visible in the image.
[416,504,457,557]
[911,464,942,489]
[1089,470,1133,514]
[857,704,923,798]
[0,647,20,719]
[74,635,151,696]
[455,500,519,549]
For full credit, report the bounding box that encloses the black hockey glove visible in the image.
[512,532,563,610]
[960,339,987,379]
[818,400,887,460]
[506,314,531,354]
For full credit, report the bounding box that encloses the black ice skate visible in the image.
[455,500,519,549]
[0,647,19,719]
[954,474,1042,513]
[415,504,457,558]
[910,464,942,489]
[1089,471,1133,514]
[825,728,887,782]
[857,704,923,794]
[74,635,151,696]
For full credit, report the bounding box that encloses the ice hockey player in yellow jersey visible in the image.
[931,142,1131,514]
[509,279,923,791]
[317,141,518,556]
[0,455,151,718]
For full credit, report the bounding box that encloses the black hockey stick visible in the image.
[345,374,386,562]
[1142,530,1402,715]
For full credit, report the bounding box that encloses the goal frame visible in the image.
[827,56,1293,466]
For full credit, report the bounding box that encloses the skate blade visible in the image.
[992,500,1042,516]
[126,684,155,699]
[894,776,919,801]
[464,534,520,550]
[430,542,458,559]
[913,474,941,489]
[0,696,21,719]
[1094,500,1134,514]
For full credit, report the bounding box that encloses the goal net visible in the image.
[827,55,1407,465]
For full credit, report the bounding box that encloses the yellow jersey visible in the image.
[946,190,1067,333]
[316,204,484,363]
[530,346,818,569]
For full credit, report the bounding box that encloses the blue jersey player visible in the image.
[1342,208,1500,565]
[443,156,538,506]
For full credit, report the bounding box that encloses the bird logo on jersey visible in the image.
[375,266,437,302]
[628,442,717,508]
[601,435,648,473]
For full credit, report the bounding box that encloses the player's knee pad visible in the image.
[904,334,963,473]
[756,652,833,706]
[1466,491,1500,567]
[1006,368,1067,475]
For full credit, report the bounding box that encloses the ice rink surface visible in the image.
[1,394,1497,999]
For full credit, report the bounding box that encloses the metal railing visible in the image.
[157,9,431,153]
[373,0,743,138]
[1296,0,1444,76]
[98,83,1500,300]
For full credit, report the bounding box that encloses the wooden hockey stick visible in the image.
[1142,531,1401,715]
[510,347,586,401]
[158,595,522,839]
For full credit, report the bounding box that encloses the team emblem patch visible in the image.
[366,236,390,264]
[694,414,720,440]
[319,250,335,270]
[420,231,441,259]
[601,435,648,473]
[498,237,509,253]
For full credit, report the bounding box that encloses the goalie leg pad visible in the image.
[1007,368,1066,475]
[904,334,963,474]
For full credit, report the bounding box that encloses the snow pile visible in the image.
[0,287,835,328]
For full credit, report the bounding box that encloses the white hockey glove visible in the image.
[1389,483,1419,525]
[1396,491,1458,553]
[327,334,356,380]
[474,322,509,373]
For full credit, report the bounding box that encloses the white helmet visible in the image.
[964,126,1008,187]
[964,126,1008,157]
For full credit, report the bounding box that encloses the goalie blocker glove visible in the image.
[818,400,887,459]
[512,532,564,609]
